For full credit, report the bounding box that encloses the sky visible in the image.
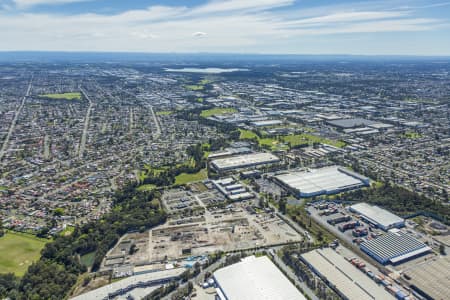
[0,0,450,55]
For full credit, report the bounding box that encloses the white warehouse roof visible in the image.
[350,203,404,230]
[211,152,280,171]
[275,166,368,197]
[214,256,306,300]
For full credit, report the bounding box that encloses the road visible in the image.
[271,250,319,300]
[149,105,162,138]
[0,79,32,161]
[78,87,93,159]
[161,257,226,300]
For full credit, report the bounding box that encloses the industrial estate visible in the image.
[0,54,449,300]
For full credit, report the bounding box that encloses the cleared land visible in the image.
[39,92,82,100]
[0,231,47,276]
[200,107,237,118]
[175,169,207,185]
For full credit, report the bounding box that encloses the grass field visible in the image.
[200,107,237,118]
[175,169,207,185]
[184,85,204,91]
[80,251,96,268]
[0,231,48,276]
[239,129,259,140]
[0,186,7,191]
[137,184,157,192]
[156,110,173,116]
[39,92,82,100]
[238,129,288,150]
[60,225,75,237]
[403,131,422,139]
[282,134,346,148]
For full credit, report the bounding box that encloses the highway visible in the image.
[0,79,32,161]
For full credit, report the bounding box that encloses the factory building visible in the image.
[274,166,369,198]
[360,229,432,265]
[212,178,254,201]
[210,152,280,173]
[213,255,306,300]
[349,203,405,231]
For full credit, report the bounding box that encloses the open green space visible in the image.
[200,107,237,118]
[184,85,204,91]
[0,185,8,191]
[156,110,173,116]
[39,92,82,100]
[403,131,422,139]
[238,129,344,150]
[239,129,259,140]
[199,79,212,85]
[59,225,75,237]
[0,231,48,276]
[282,134,346,148]
[137,184,157,192]
[175,169,207,185]
[80,251,96,268]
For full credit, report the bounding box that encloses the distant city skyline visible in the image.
[1,0,450,55]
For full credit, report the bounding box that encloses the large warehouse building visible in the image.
[360,229,432,265]
[210,152,280,173]
[274,166,369,197]
[349,203,405,231]
[301,248,395,300]
[213,256,306,300]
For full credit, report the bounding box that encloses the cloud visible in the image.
[0,0,448,54]
[192,31,207,37]
[14,0,95,9]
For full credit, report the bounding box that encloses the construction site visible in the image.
[102,182,302,270]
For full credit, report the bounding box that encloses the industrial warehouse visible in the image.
[360,229,432,265]
[301,248,395,300]
[349,203,405,231]
[213,256,306,300]
[210,152,280,172]
[274,166,370,197]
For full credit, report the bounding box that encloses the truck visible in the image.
[338,221,360,232]
[327,215,351,225]
[352,228,368,237]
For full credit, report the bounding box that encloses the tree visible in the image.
[53,208,64,217]
[279,198,287,214]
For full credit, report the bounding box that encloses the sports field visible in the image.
[175,169,207,185]
[200,107,237,118]
[39,92,82,100]
[0,231,47,276]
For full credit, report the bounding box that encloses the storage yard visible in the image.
[307,201,439,268]
[274,166,369,197]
